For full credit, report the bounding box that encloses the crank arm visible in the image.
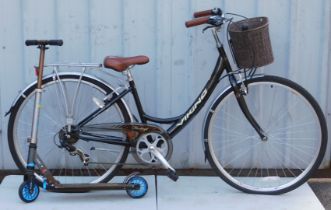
[149,146,178,181]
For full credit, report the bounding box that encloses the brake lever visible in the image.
[202,26,214,33]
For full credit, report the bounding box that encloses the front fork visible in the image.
[216,42,267,141]
[25,45,47,183]
[229,74,268,141]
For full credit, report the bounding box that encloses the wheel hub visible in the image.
[58,125,80,145]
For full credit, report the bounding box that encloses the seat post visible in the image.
[124,66,135,81]
[36,45,47,88]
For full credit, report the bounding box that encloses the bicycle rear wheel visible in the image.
[8,73,131,184]
[204,75,327,194]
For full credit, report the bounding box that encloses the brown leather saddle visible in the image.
[103,55,149,72]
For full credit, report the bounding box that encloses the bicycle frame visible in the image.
[78,54,224,138]
[77,30,266,141]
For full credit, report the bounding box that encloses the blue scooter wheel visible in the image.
[19,180,40,203]
[126,176,148,198]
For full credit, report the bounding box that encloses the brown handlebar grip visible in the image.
[193,9,213,18]
[185,16,210,28]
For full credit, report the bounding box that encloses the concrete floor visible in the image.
[0,175,325,210]
[309,179,331,210]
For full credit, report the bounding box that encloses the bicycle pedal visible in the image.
[166,169,178,182]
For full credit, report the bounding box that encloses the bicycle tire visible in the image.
[8,73,132,184]
[204,75,327,194]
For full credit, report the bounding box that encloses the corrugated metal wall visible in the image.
[0,0,330,169]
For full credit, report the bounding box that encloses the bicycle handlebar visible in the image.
[186,8,224,28]
[193,8,222,18]
[25,40,63,46]
[185,16,211,28]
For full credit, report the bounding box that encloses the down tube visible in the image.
[167,56,225,138]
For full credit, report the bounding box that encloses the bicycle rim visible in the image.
[9,74,130,184]
[205,76,327,194]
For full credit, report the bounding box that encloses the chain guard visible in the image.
[81,123,173,165]
[82,123,170,141]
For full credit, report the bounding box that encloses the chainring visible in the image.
[132,132,173,165]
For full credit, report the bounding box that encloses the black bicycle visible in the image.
[6,8,327,202]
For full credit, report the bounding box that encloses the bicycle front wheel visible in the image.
[8,73,131,184]
[204,75,327,194]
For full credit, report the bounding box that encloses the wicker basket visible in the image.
[228,17,274,68]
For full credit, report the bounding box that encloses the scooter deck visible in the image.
[48,183,138,193]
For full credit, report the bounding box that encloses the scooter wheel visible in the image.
[126,176,148,198]
[18,180,40,203]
